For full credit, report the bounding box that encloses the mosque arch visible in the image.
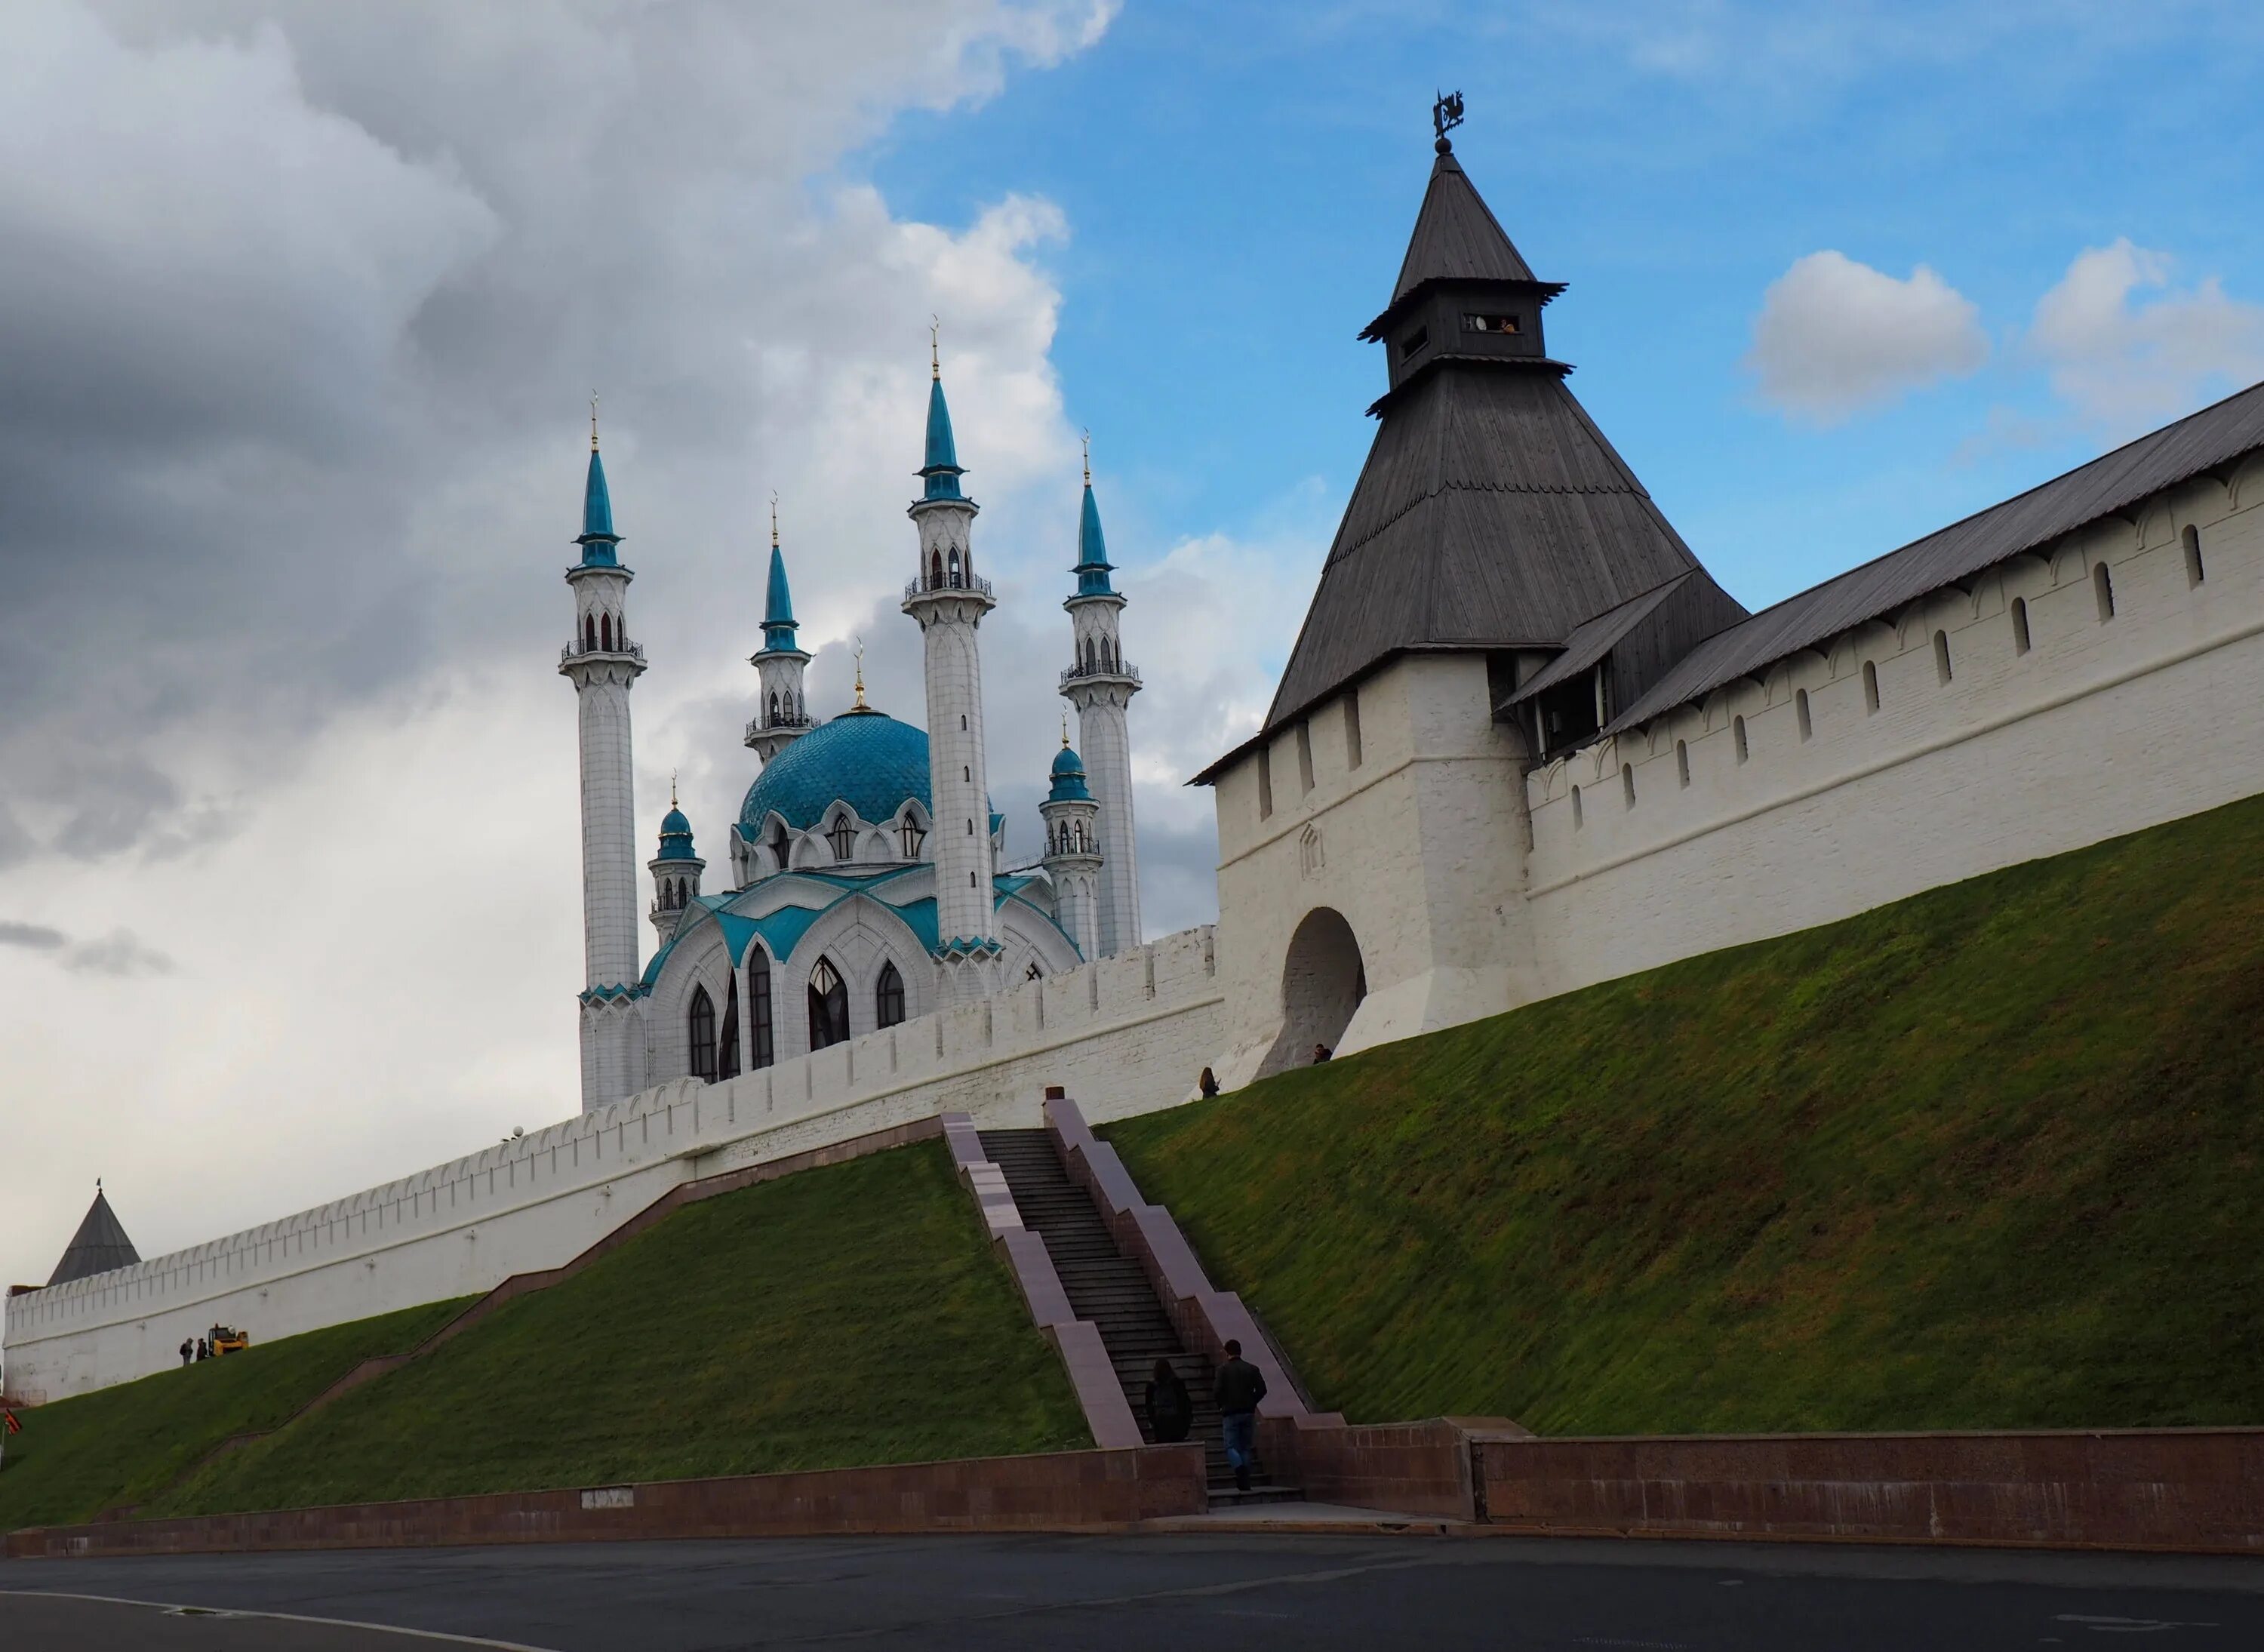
[583,614,597,651]
[930,549,943,588]
[601,612,613,651]
[808,956,851,1050]
[1258,907,1366,1080]
[717,972,742,1081]
[826,811,857,862]
[875,959,906,1029]
[746,946,776,1069]
[687,985,717,1082]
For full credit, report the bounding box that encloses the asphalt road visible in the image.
[5,1534,2263,1650]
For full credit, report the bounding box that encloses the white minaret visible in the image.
[648,780,704,947]
[745,497,812,764]
[1039,724,1103,960]
[902,338,1003,1001]
[1060,439,1143,955]
[560,405,647,1109]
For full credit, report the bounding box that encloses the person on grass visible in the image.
[1213,1339,1268,1492]
[1146,1358,1192,1444]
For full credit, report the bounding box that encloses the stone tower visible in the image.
[648,785,704,947]
[1060,448,1142,954]
[901,346,1002,1000]
[745,500,812,764]
[1039,729,1103,960]
[559,414,647,1109]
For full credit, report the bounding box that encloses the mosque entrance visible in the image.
[1259,906,1366,1078]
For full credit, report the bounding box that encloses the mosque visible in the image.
[562,342,1145,1109]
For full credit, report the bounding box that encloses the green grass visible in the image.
[1107,792,2264,1435]
[148,1139,1088,1515]
[0,1298,467,1530]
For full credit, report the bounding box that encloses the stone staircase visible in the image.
[978,1128,1298,1506]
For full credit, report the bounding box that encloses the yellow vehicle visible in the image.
[208,1325,251,1356]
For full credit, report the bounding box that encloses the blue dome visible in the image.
[740,709,944,834]
[656,804,697,862]
[1047,744,1091,802]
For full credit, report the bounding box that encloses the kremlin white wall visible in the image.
[2,928,1222,1404]
[1522,466,2264,996]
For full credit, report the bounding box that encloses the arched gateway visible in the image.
[1260,906,1366,1078]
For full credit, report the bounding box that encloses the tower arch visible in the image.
[1258,906,1367,1078]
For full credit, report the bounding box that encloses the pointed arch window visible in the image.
[601,613,613,651]
[930,549,943,588]
[808,958,850,1050]
[827,813,856,861]
[899,815,926,859]
[767,691,780,724]
[687,985,717,1081]
[947,547,963,587]
[717,974,741,1082]
[584,614,597,652]
[768,820,792,872]
[875,960,906,1029]
[748,949,774,1069]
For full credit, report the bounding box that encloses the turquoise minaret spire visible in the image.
[577,400,620,568]
[919,328,966,503]
[745,494,813,771]
[1060,431,1141,957]
[1073,445,1115,597]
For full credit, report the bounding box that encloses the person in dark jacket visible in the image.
[179,1338,193,1368]
[1145,1358,1192,1443]
[1213,1339,1268,1491]
[195,1339,210,1361]
[1198,1067,1220,1099]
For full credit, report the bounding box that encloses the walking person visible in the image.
[1213,1338,1268,1492]
[196,1339,210,1361]
[179,1337,192,1368]
[1145,1358,1192,1444]
[1198,1067,1220,1100]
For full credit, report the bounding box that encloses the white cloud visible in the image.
[1746,250,1988,423]
[2029,238,2264,437]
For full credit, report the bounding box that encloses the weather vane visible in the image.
[853,634,868,709]
[670,770,678,808]
[929,314,940,379]
[770,490,779,548]
[589,389,600,451]
[1081,429,1091,485]
[1432,89,1465,150]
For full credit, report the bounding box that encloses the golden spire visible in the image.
[929,315,940,380]
[670,770,678,808]
[590,390,599,452]
[1081,429,1090,485]
[1060,710,1070,748]
[770,491,779,549]
[853,635,868,709]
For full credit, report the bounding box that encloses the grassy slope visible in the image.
[0,1298,466,1530]
[1109,793,2264,1435]
[153,1140,1087,1515]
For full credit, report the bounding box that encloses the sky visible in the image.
[4,0,2262,1293]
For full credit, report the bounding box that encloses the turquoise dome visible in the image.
[1047,744,1091,801]
[656,805,697,862]
[740,709,940,834]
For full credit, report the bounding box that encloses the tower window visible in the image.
[930,549,943,588]
[2011,597,2032,655]
[875,960,906,1029]
[584,615,597,652]
[1400,326,1429,359]
[768,820,792,872]
[601,613,613,651]
[900,816,926,859]
[717,974,741,1082]
[828,814,855,860]
[1257,747,1273,820]
[807,958,849,1050]
[767,691,780,724]
[1344,691,1363,769]
[1933,629,1953,684]
[1796,689,1812,742]
[1863,660,1881,714]
[1462,312,1521,334]
[2183,524,2205,586]
[1733,715,1749,764]
[1295,721,1315,794]
[686,986,716,1081]
[1621,762,1635,810]
[947,547,962,587]
[1676,739,1690,788]
[2093,560,2115,621]
[749,949,774,1069]
[1571,785,1583,829]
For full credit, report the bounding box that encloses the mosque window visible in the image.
[1863,660,1881,714]
[2183,524,2205,586]
[900,816,926,858]
[717,976,741,1082]
[930,550,944,588]
[875,961,906,1029]
[583,615,597,652]
[808,958,850,1050]
[828,814,855,861]
[1733,715,1749,764]
[1933,629,1953,684]
[768,691,780,724]
[687,986,717,1081]
[749,952,774,1069]
[1676,739,1690,787]
[2093,560,2115,620]
[948,547,963,587]
[601,613,613,651]
[768,820,792,872]
[2012,597,2032,655]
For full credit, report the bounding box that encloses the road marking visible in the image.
[0,1590,559,1650]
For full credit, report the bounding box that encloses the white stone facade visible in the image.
[1066,663,1142,955]
[3,929,1222,1404]
[906,491,999,971]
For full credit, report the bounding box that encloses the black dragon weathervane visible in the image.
[1433,89,1465,152]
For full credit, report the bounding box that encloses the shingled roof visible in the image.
[46,1186,140,1287]
[1604,375,2264,736]
[1201,140,1739,780]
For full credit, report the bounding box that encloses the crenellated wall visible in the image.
[2,928,1222,1404]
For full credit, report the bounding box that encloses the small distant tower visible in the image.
[559,400,647,1110]
[1039,726,1103,960]
[902,331,1003,1001]
[648,780,704,946]
[1060,438,1142,955]
[745,497,812,764]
